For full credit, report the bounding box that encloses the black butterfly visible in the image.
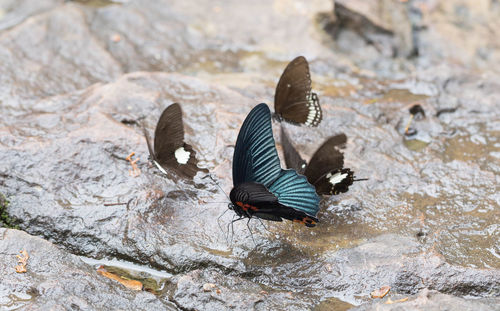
[281,127,361,195]
[229,104,320,227]
[144,103,206,179]
[274,56,322,127]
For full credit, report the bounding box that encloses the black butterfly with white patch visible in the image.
[144,103,207,179]
[274,56,322,127]
[281,127,364,195]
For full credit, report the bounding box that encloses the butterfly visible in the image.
[229,103,320,227]
[273,56,322,127]
[281,126,362,195]
[144,103,207,179]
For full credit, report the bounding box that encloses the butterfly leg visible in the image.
[246,218,257,246]
[229,216,244,245]
[217,208,230,243]
[256,218,271,233]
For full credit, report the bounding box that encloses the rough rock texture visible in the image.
[0,228,173,310]
[0,0,499,310]
[353,289,500,311]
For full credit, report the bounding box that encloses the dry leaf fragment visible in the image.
[97,267,143,291]
[17,250,29,265]
[15,250,29,273]
[385,297,409,304]
[371,285,391,298]
[126,152,141,177]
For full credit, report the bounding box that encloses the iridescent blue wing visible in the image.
[268,170,320,218]
[232,104,281,187]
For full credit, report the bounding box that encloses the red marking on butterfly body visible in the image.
[235,201,259,212]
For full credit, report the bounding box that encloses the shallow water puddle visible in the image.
[80,257,172,294]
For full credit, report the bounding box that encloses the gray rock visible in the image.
[0,228,173,310]
[352,289,500,311]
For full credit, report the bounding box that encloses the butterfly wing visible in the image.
[149,103,205,179]
[304,134,354,195]
[232,103,320,226]
[268,170,320,221]
[230,181,319,227]
[274,56,322,127]
[232,103,282,187]
[280,126,307,174]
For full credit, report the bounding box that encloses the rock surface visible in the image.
[352,289,500,311]
[0,0,499,310]
[0,228,172,310]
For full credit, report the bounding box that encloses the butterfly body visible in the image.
[230,104,320,227]
[274,56,322,127]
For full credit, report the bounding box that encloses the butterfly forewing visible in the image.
[274,56,322,126]
[232,104,282,187]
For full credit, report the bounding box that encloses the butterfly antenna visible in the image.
[353,178,369,182]
[203,174,230,201]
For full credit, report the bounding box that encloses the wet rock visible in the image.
[0,72,253,272]
[253,234,499,306]
[353,289,500,311]
[173,270,264,311]
[0,0,63,31]
[0,69,498,308]
[172,268,317,311]
[0,3,123,105]
[1,0,499,309]
[0,228,173,310]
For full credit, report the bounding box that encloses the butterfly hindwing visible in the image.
[230,181,318,227]
[313,168,355,195]
[268,170,320,218]
[145,103,205,179]
[274,56,322,127]
[304,134,356,195]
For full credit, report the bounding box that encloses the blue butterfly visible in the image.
[229,104,320,227]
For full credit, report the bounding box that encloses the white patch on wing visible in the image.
[174,147,191,165]
[326,172,348,185]
[305,93,320,126]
